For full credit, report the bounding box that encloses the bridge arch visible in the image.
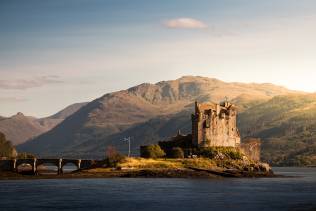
[36,159,60,175]
[61,159,81,173]
[15,159,36,174]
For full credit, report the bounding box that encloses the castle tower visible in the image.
[191,101,240,148]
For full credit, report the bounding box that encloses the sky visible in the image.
[1,0,316,117]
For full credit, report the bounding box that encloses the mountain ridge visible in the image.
[17,76,301,159]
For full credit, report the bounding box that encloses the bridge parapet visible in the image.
[0,158,97,175]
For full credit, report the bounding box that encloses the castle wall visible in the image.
[192,101,240,148]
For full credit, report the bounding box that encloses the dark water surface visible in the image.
[0,167,316,211]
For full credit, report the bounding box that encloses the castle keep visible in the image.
[191,101,240,148]
[157,101,241,156]
[144,100,259,160]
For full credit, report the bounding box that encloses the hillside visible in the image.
[0,103,86,145]
[36,102,88,129]
[0,113,47,145]
[17,76,298,157]
[238,94,316,166]
[82,93,316,166]
[67,109,194,158]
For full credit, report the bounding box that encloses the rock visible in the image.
[242,155,249,162]
[214,152,226,160]
[255,164,262,172]
[259,163,271,172]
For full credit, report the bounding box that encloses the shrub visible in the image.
[197,147,243,160]
[169,147,184,159]
[140,145,166,158]
[105,146,125,167]
[227,150,243,160]
[197,147,217,159]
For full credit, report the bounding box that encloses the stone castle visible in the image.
[157,101,241,153]
[144,100,259,160]
[191,101,240,148]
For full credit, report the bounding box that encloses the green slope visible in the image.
[238,94,316,166]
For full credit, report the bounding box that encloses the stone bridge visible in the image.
[0,158,97,174]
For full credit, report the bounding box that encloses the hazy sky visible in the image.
[1,0,316,117]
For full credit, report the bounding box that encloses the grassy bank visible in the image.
[83,157,274,178]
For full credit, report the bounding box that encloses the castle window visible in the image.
[204,119,210,128]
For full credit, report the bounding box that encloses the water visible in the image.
[0,167,315,211]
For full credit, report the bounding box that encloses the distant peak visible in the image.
[176,75,222,82]
[11,112,26,119]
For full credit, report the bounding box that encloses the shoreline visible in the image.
[0,167,278,180]
[0,157,283,180]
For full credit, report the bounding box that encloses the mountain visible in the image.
[36,102,88,129]
[0,112,47,145]
[17,76,299,158]
[0,103,87,145]
[77,93,316,166]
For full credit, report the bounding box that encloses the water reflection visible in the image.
[62,163,78,173]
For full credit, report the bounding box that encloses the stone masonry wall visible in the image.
[192,101,240,148]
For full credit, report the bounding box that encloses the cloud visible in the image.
[0,75,63,90]
[0,97,28,103]
[164,18,208,29]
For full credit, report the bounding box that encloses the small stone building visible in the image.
[158,131,193,157]
[191,101,241,147]
[240,137,261,161]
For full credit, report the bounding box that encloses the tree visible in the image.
[105,146,125,167]
[105,145,119,159]
[0,132,17,158]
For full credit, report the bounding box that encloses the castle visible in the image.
[144,100,259,160]
[156,101,241,155]
[191,101,240,148]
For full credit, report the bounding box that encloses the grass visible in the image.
[181,158,217,169]
[118,157,184,169]
[84,155,264,174]
[117,157,226,170]
[84,157,221,173]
